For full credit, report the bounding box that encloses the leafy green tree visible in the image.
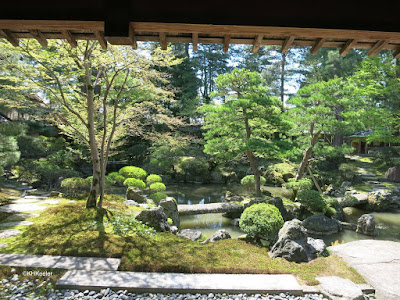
[201,68,288,196]
[0,40,180,208]
[0,122,25,175]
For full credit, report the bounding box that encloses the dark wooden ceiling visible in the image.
[1,1,400,57]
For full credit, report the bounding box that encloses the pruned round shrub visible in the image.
[296,190,328,213]
[285,178,312,192]
[146,174,163,184]
[123,178,146,190]
[239,203,284,246]
[108,172,126,185]
[149,192,168,204]
[149,182,166,192]
[119,166,147,179]
[241,175,266,192]
[61,177,90,196]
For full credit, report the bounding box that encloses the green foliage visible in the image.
[315,146,350,171]
[108,172,126,185]
[241,175,266,192]
[265,162,296,186]
[61,177,90,196]
[341,194,359,207]
[123,178,146,190]
[339,163,362,183]
[239,203,284,246]
[179,157,210,182]
[0,122,25,172]
[85,175,114,187]
[285,178,313,192]
[149,182,166,192]
[146,174,163,184]
[109,214,156,237]
[372,147,400,167]
[149,192,168,204]
[296,190,328,213]
[119,166,148,180]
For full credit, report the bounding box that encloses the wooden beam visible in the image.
[340,39,358,56]
[223,34,231,52]
[252,35,264,53]
[0,29,19,46]
[310,38,326,54]
[61,30,77,48]
[368,40,390,57]
[281,36,295,54]
[129,24,137,49]
[394,49,400,59]
[159,32,167,50]
[192,33,198,51]
[29,29,48,48]
[94,31,107,49]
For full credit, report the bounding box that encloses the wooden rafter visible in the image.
[192,33,198,51]
[340,39,358,56]
[129,24,137,49]
[223,34,231,52]
[159,32,167,50]
[61,30,77,47]
[0,29,19,46]
[310,38,326,54]
[368,40,389,57]
[94,31,107,49]
[252,35,264,53]
[394,49,400,59]
[282,36,295,54]
[29,29,48,48]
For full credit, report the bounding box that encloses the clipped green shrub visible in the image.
[108,172,126,185]
[149,192,168,204]
[296,190,328,213]
[123,178,146,190]
[109,214,156,237]
[119,166,147,179]
[61,177,90,196]
[149,182,166,192]
[241,175,266,193]
[146,174,163,184]
[285,178,313,192]
[239,203,284,247]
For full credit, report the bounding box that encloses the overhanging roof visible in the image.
[1,1,400,57]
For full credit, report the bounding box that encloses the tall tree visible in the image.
[201,69,287,196]
[0,40,181,208]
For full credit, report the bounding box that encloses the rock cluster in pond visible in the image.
[135,207,176,233]
[270,219,327,263]
[126,187,148,204]
[356,214,377,236]
[302,214,342,235]
[208,229,231,242]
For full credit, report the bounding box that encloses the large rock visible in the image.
[303,213,342,235]
[126,187,147,203]
[209,229,231,242]
[356,214,377,236]
[385,166,400,182]
[317,276,364,300]
[177,229,202,241]
[135,207,171,232]
[270,219,327,263]
[159,197,180,228]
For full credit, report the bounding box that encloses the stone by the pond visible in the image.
[126,187,147,203]
[177,229,202,241]
[159,197,180,228]
[124,200,140,206]
[230,218,240,226]
[0,229,21,238]
[209,229,231,242]
[0,221,34,227]
[0,243,8,248]
[135,207,171,232]
[316,276,363,300]
[0,203,47,213]
[303,213,342,235]
[270,219,326,263]
[356,214,377,236]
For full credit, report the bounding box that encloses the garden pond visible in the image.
[164,184,400,245]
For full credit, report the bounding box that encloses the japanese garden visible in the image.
[0,32,400,300]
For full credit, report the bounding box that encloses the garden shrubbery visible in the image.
[123,178,146,189]
[61,177,90,196]
[241,175,266,193]
[296,189,328,213]
[239,203,284,247]
[119,166,147,179]
[265,162,296,186]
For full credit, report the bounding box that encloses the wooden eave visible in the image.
[1,20,400,57]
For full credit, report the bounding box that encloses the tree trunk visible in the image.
[295,130,321,181]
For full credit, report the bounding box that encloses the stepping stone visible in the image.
[12,199,39,204]
[0,243,8,248]
[24,195,48,199]
[357,284,375,294]
[0,229,21,238]
[0,221,34,227]
[5,213,39,221]
[41,200,59,205]
[317,276,363,300]
[0,204,47,213]
[0,254,121,271]
[56,271,303,295]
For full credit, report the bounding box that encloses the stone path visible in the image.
[330,239,400,300]
[56,271,303,295]
[0,253,121,271]
[0,229,21,239]
[0,221,34,227]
